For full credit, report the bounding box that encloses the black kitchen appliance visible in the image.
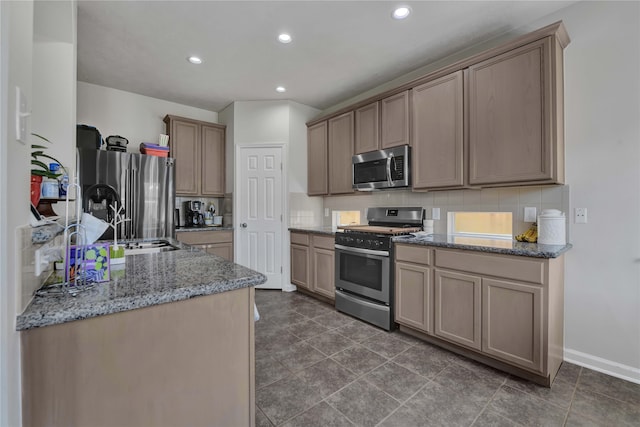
[335,206,424,330]
[183,200,204,227]
[106,135,129,152]
[77,124,103,150]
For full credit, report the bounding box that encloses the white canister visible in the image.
[41,178,59,198]
[537,209,566,245]
[213,215,223,226]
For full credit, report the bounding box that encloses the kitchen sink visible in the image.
[124,240,180,256]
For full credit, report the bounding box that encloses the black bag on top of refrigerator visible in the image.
[76,124,103,149]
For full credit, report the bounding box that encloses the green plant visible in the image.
[31,133,66,179]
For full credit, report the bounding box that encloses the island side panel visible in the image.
[21,287,255,427]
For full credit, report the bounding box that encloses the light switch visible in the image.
[524,207,537,222]
[324,208,329,217]
[432,207,440,220]
[15,86,29,144]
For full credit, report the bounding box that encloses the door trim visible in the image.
[234,143,292,291]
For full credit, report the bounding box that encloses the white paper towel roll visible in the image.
[537,210,566,245]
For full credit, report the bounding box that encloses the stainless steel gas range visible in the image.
[334,207,424,330]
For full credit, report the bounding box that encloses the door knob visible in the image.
[241,223,248,228]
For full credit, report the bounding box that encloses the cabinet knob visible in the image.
[241,223,248,228]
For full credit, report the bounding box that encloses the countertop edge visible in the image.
[392,235,572,259]
[16,272,266,331]
[288,226,336,236]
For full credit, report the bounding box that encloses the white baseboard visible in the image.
[282,283,296,292]
[564,348,640,384]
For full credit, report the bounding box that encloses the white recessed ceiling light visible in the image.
[392,6,411,20]
[278,33,292,44]
[187,56,202,64]
[276,86,286,93]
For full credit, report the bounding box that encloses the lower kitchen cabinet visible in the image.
[290,233,310,290]
[394,243,564,386]
[176,230,234,262]
[290,231,335,301]
[394,243,433,333]
[434,269,481,350]
[482,277,543,372]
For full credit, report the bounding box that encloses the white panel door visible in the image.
[238,146,283,289]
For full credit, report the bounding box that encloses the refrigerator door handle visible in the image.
[124,170,131,239]
[130,168,137,239]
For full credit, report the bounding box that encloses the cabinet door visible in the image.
[381,91,410,149]
[482,278,543,372]
[434,269,481,350]
[395,261,432,333]
[312,247,335,300]
[468,38,555,185]
[201,125,225,196]
[355,102,380,154]
[290,244,310,290]
[412,71,464,189]
[307,122,329,196]
[171,119,200,195]
[328,112,355,195]
[206,243,233,261]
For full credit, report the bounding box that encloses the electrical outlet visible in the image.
[432,207,440,220]
[524,207,537,222]
[34,247,48,276]
[575,208,587,224]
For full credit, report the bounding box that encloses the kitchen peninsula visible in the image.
[17,239,265,427]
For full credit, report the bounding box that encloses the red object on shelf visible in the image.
[31,175,42,206]
[141,147,169,157]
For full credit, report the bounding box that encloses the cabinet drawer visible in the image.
[395,244,431,265]
[312,234,334,250]
[177,230,233,245]
[290,232,310,246]
[435,249,545,285]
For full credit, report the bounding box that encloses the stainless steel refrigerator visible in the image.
[77,148,175,240]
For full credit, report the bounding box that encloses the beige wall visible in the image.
[77,81,218,152]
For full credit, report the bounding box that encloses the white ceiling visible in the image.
[77,1,576,112]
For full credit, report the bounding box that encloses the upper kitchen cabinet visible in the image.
[381,91,410,149]
[468,37,565,186]
[354,102,380,154]
[307,121,329,196]
[201,125,225,196]
[328,112,355,195]
[412,71,464,189]
[164,115,226,197]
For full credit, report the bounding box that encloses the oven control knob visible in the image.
[356,238,364,244]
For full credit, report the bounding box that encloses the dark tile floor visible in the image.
[254,290,640,427]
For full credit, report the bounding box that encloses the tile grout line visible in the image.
[468,373,509,426]
[373,379,435,427]
[561,367,581,427]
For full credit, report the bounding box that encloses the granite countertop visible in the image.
[176,226,234,233]
[17,238,266,331]
[288,226,337,236]
[393,233,572,258]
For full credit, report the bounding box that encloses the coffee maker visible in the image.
[183,200,204,227]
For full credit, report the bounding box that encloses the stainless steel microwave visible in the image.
[352,145,410,191]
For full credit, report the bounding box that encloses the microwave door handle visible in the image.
[386,155,393,186]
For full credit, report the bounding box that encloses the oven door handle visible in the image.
[335,244,389,257]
